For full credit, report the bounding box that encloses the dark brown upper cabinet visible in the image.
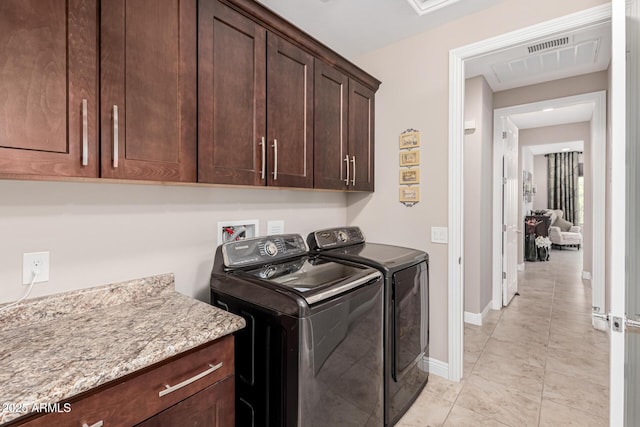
[314,63,375,191]
[0,0,99,178]
[265,33,314,188]
[199,0,313,188]
[100,0,197,182]
[348,80,375,192]
[313,61,349,190]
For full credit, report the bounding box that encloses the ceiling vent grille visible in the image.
[527,37,570,54]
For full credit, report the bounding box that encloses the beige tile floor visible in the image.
[397,248,609,426]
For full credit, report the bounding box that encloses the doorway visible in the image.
[447,4,611,383]
[492,91,606,324]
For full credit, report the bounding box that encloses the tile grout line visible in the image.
[537,263,558,427]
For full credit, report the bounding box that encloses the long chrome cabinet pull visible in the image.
[272,139,278,180]
[82,421,103,427]
[351,156,356,186]
[344,155,350,185]
[112,105,119,168]
[260,137,266,180]
[159,362,223,397]
[81,99,88,166]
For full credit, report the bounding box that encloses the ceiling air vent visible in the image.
[527,37,570,54]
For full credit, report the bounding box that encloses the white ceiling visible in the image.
[256,0,509,58]
[509,103,594,129]
[527,140,584,155]
[466,22,611,91]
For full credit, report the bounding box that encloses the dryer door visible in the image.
[392,261,428,380]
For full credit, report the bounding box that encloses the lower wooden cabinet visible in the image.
[12,335,234,427]
[135,377,234,427]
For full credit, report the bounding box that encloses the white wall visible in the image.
[349,0,608,363]
[0,180,347,304]
[533,155,548,210]
[463,76,493,316]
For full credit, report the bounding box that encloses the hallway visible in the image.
[397,248,609,426]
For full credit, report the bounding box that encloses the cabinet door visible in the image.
[101,0,196,182]
[314,61,348,190]
[198,0,266,185]
[135,377,234,427]
[348,79,375,192]
[0,0,98,178]
[266,33,314,188]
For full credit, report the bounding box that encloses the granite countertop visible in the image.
[0,273,245,425]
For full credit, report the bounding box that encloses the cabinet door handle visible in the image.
[112,105,119,168]
[272,139,278,180]
[81,99,88,166]
[260,137,266,180]
[351,156,356,186]
[159,362,223,397]
[344,155,350,185]
[82,421,103,427]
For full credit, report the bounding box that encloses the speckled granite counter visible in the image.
[0,273,245,425]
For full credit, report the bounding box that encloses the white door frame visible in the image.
[609,0,626,424]
[447,4,611,382]
[491,91,607,328]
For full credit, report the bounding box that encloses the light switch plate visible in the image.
[431,227,448,244]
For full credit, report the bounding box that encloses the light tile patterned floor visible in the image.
[396,248,609,427]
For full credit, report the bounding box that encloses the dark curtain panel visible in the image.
[547,151,580,223]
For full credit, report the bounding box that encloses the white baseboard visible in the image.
[518,263,525,272]
[464,301,492,326]
[424,356,449,379]
[582,271,592,280]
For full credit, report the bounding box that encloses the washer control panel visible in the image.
[308,227,366,250]
[222,234,308,268]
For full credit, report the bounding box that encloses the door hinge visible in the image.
[502,131,507,139]
[502,224,507,232]
[502,177,507,185]
[592,307,640,333]
[502,271,506,279]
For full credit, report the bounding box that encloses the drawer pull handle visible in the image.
[82,421,103,427]
[81,99,88,166]
[159,362,223,397]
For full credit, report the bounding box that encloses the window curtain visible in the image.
[546,151,580,223]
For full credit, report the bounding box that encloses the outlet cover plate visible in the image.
[431,227,448,244]
[23,252,50,285]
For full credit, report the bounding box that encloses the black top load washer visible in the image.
[210,234,384,427]
[307,227,429,427]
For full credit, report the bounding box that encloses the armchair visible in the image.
[539,209,582,249]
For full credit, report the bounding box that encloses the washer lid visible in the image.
[238,257,381,305]
[319,242,428,271]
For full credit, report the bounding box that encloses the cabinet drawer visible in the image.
[15,335,234,427]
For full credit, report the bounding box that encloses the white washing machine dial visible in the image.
[337,231,348,243]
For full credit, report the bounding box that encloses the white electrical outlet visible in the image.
[23,252,50,285]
